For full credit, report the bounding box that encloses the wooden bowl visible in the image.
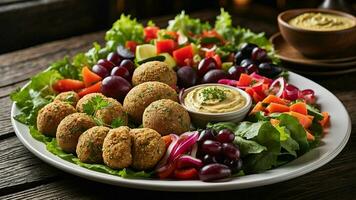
[278,9,356,58]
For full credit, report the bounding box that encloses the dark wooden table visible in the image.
[0,11,355,200]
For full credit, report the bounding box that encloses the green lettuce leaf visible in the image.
[214,9,279,64]
[167,11,211,35]
[278,114,309,155]
[49,57,81,80]
[206,122,238,132]
[275,125,299,157]
[29,126,52,143]
[235,121,281,173]
[11,70,62,125]
[105,14,144,51]
[234,136,267,157]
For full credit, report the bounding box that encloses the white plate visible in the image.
[11,72,351,192]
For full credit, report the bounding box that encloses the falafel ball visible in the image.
[95,97,128,126]
[123,81,178,123]
[56,113,96,153]
[76,126,110,163]
[132,61,177,86]
[37,101,76,137]
[143,99,190,135]
[54,91,80,107]
[76,93,105,112]
[102,126,132,169]
[130,128,166,170]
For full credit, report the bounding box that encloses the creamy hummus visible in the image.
[288,12,355,31]
[184,85,246,113]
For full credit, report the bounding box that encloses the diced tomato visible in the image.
[78,81,102,97]
[237,74,252,86]
[245,87,254,97]
[82,66,102,87]
[252,91,264,103]
[157,162,176,179]
[156,39,176,54]
[173,45,194,66]
[174,168,198,180]
[289,102,308,115]
[53,79,85,92]
[144,26,159,42]
[266,103,290,113]
[205,50,215,58]
[125,40,138,53]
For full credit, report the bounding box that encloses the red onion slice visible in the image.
[269,77,285,97]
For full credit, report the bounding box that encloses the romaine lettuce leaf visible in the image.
[278,114,309,155]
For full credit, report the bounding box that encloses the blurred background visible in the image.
[0,0,355,54]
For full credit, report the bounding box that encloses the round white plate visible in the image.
[11,72,351,192]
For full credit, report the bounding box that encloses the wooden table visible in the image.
[0,11,355,200]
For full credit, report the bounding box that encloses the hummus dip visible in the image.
[184,85,246,113]
[288,12,355,31]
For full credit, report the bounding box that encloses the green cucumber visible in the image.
[137,55,166,65]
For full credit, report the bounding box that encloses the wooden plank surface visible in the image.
[0,10,355,199]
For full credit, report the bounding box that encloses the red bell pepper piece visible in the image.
[156,162,176,179]
[174,168,198,180]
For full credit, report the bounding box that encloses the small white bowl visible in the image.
[180,83,252,127]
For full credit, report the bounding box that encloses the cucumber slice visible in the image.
[137,55,165,65]
[160,53,176,69]
[135,44,157,62]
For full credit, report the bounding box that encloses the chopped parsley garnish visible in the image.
[83,96,111,116]
[111,117,125,128]
[200,87,227,102]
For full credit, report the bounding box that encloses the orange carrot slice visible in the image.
[290,102,308,115]
[266,102,290,113]
[82,66,102,87]
[262,94,287,105]
[78,81,102,97]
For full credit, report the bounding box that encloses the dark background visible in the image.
[0,0,355,54]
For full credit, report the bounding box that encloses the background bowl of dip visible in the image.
[278,8,356,57]
[180,84,252,127]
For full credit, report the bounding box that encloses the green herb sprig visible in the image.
[201,87,227,102]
